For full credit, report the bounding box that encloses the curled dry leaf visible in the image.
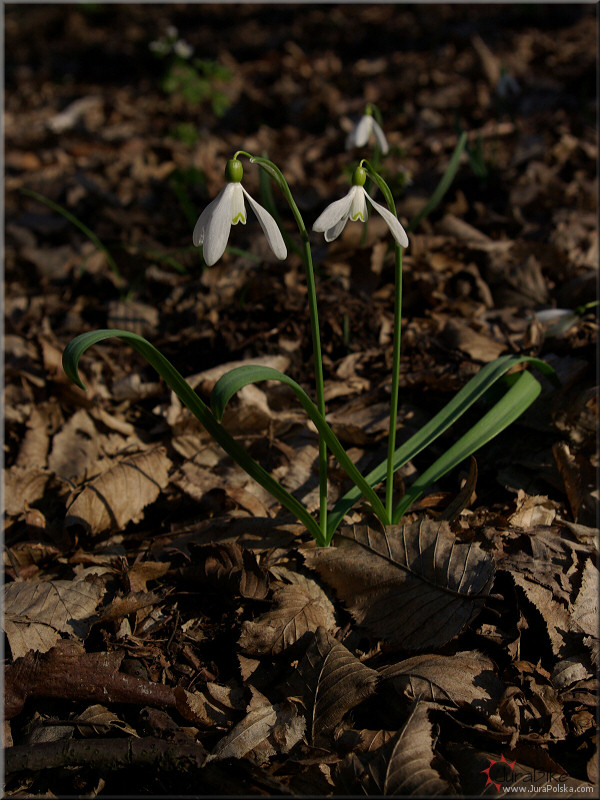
[74,704,139,737]
[3,578,105,659]
[174,682,245,730]
[238,575,336,656]
[379,650,504,715]
[65,447,171,535]
[181,541,269,600]
[208,700,305,763]
[293,627,379,747]
[305,519,495,650]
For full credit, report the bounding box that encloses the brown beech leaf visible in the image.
[570,560,598,637]
[367,701,457,795]
[208,700,305,763]
[305,519,495,650]
[3,467,54,516]
[379,650,504,715]
[3,578,105,659]
[65,447,171,535]
[48,409,99,482]
[238,576,336,657]
[509,573,571,656]
[294,627,379,746]
[174,682,245,730]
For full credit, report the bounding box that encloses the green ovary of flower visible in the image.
[225,158,244,183]
[352,166,367,187]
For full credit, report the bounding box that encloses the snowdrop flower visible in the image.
[346,108,389,155]
[313,165,408,248]
[193,158,287,266]
[174,39,194,59]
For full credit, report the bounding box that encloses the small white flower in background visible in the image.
[193,159,287,267]
[313,165,408,247]
[173,39,194,59]
[346,109,389,155]
[166,25,179,40]
[149,39,170,56]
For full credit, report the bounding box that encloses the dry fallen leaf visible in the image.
[306,519,496,650]
[368,701,457,795]
[208,700,305,764]
[293,627,379,746]
[3,578,105,659]
[379,650,504,715]
[65,447,171,535]
[238,575,336,657]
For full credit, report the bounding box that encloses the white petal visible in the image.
[230,183,246,225]
[349,186,368,222]
[371,119,390,155]
[324,216,349,242]
[194,183,235,266]
[242,186,287,260]
[353,115,373,148]
[313,188,356,235]
[365,192,409,248]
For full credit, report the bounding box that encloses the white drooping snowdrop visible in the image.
[192,159,287,266]
[346,109,389,155]
[312,165,408,247]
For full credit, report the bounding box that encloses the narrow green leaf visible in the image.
[211,364,389,527]
[328,355,558,538]
[21,189,123,282]
[62,330,325,544]
[407,131,468,233]
[392,370,542,522]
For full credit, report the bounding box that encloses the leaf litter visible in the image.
[4,4,597,796]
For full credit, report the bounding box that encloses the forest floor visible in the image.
[4,3,598,797]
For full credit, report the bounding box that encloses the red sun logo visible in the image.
[481,754,516,791]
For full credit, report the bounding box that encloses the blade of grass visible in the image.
[21,188,123,283]
[407,131,468,233]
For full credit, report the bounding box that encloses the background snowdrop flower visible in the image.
[313,165,408,247]
[346,110,389,154]
[173,39,194,59]
[193,159,287,266]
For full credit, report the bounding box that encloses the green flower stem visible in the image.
[240,153,329,540]
[62,329,326,546]
[362,161,404,523]
[386,246,403,519]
